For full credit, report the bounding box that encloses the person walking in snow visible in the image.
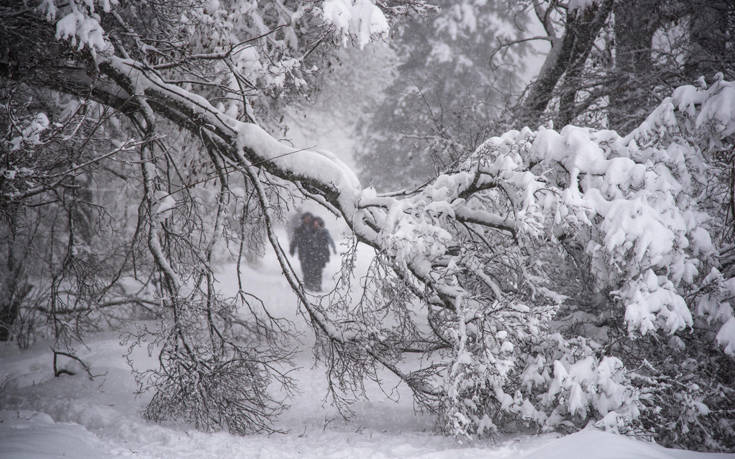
[288,213,335,291]
[309,216,336,291]
[289,212,319,291]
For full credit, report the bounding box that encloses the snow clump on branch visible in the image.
[350,78,735,441]
[321,0,390,48]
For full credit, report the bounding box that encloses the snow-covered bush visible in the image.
[314,77,733,449]
[354,78,735,447]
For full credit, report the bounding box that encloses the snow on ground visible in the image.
[1,221,734,458]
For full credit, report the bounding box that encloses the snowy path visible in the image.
[1,228,733,458]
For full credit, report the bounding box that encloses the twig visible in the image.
[51,349,101,380]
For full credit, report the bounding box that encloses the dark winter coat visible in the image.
[312,228,332,267]
[289,223,334,267]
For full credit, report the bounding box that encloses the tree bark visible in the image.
[516,0,613,129]
[608,0,659,133]
[685,0,733,82]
